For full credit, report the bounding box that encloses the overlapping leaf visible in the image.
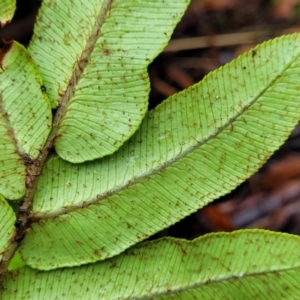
[28,0,189,162]
[4,230,300,299]
[0,196,16,263]
[0,0,15,27]
[0,42,52,199]
[20,34,300,269]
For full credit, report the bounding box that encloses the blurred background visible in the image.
[2,0,300,239]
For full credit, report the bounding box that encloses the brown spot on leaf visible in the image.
[103,49,111,56]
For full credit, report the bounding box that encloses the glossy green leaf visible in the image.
[3,230,300,299]
[0,0,16,27]
[0,41,52,199]
[0,196,16,263]
[20,34,300,269]
[28,0,189,162]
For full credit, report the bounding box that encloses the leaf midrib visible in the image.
[52,0,112,132]
[0,92,22,155]
[33,47,300,220]
[0,44,26,157]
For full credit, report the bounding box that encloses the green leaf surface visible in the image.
[0,41,52,199]
[0,196,16,262]
[7,251,25,271]
[3,230,300,299]
[0,0,16,26]
[20,34,300,270]
[28,0,189,163]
